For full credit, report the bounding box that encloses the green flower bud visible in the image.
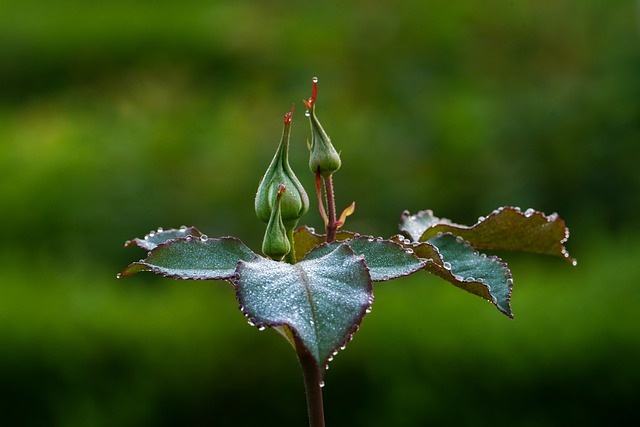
[262,184,291,261]
[304,77,341,177]
[255,106,309,230]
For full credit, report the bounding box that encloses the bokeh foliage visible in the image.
[1,0,638,425]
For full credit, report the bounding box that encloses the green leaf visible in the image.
[125,226,203,251]
[400,207,575,264]
[235,243,373,372]
[392,234,513,317]
[303,236,426,282]
[429,234,513,317]
[119,236,256,280]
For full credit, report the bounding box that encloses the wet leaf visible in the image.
[400,207,574,264]
[429,234,513,317]
[125,226,202,251]
[235,243,373,373]
[119,236,256,280]
[303,236,427,282]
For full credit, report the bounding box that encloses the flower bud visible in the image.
[262,184,291,261]
[303,77,341,177]
[255,106,309,230]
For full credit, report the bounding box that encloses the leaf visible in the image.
[235,243,373,372]
[293,225,355,260]
[303,236,427,282]
[400,207,575,264]
[125,226,203,251]
[119,236,256,280]
[391,234,513,317]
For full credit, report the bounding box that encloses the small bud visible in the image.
[303,77,341,177]
[255,105,309,230]
[262,184,291,261]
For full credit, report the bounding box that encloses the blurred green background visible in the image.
[1,0,638,425]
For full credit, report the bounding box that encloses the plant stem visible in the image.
[285,227,296,264]
[295,338,325,427]
[324,175,337,243]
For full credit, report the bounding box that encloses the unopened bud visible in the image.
[255,106,309,230]
[262,184,291,261]
[303,77,341,177]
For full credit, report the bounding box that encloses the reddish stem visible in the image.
[324,175,337,243]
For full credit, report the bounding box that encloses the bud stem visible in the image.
[324,175,337,243]
[285,227,296,264]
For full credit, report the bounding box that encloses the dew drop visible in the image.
[258,325,266,331]
[571,259,578,266]
[405,249,414,254]
[340,345,346,351]
[180,225,187,230]
[411,242,421,247]
[524,208,535,217]
[305,110,311,117]
[319,381,325,388]
[186,235,192,241]
[247,320,255,327]
[200,234,209,242]
[365,307,372,314]
[443,262,452,270]
[328,356,334,362]
[312,76,319,83]
[157,227,164,232]
[455,236,465,244]
[367,237,374,242]
[477,216,486,222]
[310,320,315,326]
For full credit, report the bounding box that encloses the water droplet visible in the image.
[200,234,209,242]
[411,242,421,247]
[571,259,578,266]
[524,208,535,217]
[340,345,346,351]
[443,262,452,270]
[308,227,315,233]
[179,225,187,230]
[367,237,374,242]
[310,320,315,326]
[328,356,334,362]
[186,235,192,241]
[319,381,325,388]
[405,249,414,254]
[365,307,372,314]
[477,216,486,222]
[247,320,255,327]
[116,273,122,279]
[157,227,164,232]
[258,325,266,331]
[305,110,311,117]
[455,236,465,244]
[312,76,319,83]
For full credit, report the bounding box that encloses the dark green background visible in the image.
[1,0,638,425]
